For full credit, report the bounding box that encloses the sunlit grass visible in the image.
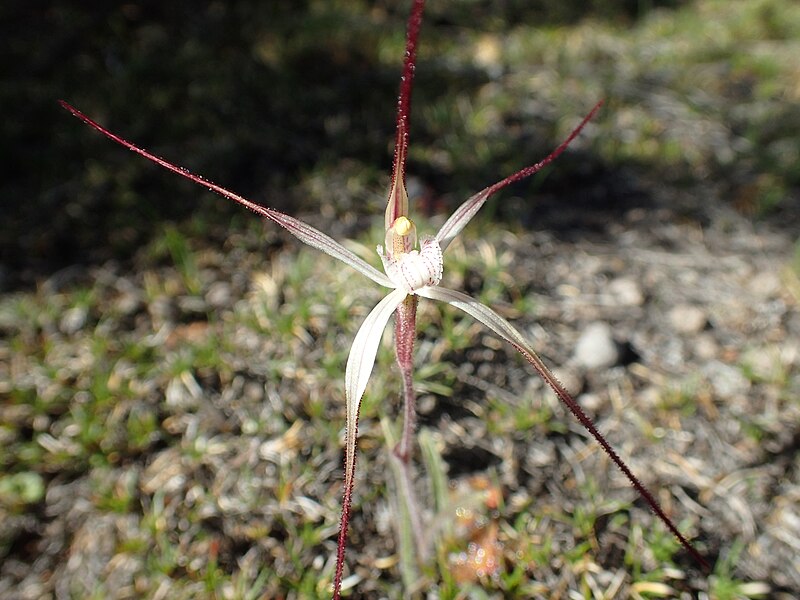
[5,0,799,595]
[2,215,726,596]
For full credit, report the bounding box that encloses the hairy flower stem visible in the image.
[395,296,418,460]
[392,295,429,562]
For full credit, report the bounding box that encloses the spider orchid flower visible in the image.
[60,1,707,596]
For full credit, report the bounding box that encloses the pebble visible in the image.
[578,392,603,412]
[573,322,619,370]
[206,281,232,308]
[747,270,782,298]
[668,304,707,335]
[694,332,720,360]
[114,291,141,316]
[550,366,584,396]
[702,360,751,399]
[608,277,644,306]
[59,306,88,335]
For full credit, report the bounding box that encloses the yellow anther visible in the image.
[393,216,413,237]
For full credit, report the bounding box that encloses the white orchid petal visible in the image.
[417,284,707,562]
[434,189,490,253]
[59,101,395,289]
[435,101,603,254]
[343,288,408,485]
[266,211,395,288]
[416,285,531,351]
[417,286,574,400]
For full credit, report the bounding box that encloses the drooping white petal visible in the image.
[343,288,408,485]
[379,236,443,294]
[417,286,575,396]
[416,285,531,352]
[416,285,706,566]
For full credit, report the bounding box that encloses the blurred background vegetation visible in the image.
[2,0,798,290]
[2,0,800,597]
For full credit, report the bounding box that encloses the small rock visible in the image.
[550,366,584,396]
[178,295,208,314]
[608,277,644,306]
[702,360,751,399]
[638,385,662,408]
[741,346,782,383]
[243,380,265,403]
[578,392,603,412]
[694,332,719,361]
[668,304,707,335]
[59,306,88,335]
[573,322,619,370]
[525,374,544,393]
[417,393,437,415]
[114,291,141,316]
[747,270,781,298]
[206,281,232,308]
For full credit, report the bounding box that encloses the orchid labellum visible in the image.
[61,0,708,596]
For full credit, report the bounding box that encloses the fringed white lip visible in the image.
[378,235,443,294]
